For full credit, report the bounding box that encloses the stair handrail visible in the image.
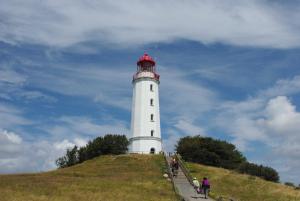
[176,154,194,186]
[176,154,235,201]
[163,153,185,201]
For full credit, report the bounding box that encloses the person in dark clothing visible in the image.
[201,177,210,199]
[173,159,179,170]
[170,157,179,176]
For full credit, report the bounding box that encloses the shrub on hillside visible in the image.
[238,162,279,182]
[56,146,79,168]
[176,136,246,169]
[284,182,295,187]
[176,135,280,183]
[56,134,129,168]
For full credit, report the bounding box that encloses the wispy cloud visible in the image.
[0,103,31,128]
[0,129,22,158]
[174,119,206,136]
[160,68,218,117]
[0,68,26,84]
[0,65,57,102]
[18,91,57,103]
[263,75,300,97]
[25,64,132,110]
[55,116,129,137]
[1,0,300,48]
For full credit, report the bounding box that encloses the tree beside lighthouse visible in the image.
[129,53,162,154]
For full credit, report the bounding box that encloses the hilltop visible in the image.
[2,153,300,201]
[0,154,177,201]
[186,162,300,201]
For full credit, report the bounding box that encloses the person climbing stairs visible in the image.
[166,156,214,201]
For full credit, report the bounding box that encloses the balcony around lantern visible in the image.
[133,71,160,81]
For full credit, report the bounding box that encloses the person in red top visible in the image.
[201,177,210,199]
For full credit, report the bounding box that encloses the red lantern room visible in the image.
[134,53,160,81]
[137,53,156,72]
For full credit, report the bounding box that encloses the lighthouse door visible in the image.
[150,148,155,154]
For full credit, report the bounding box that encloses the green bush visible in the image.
[238,162,279,182]
[176,135,280,183]
[56,134,129,168]
[176,136,246,169]
[56,146,79,168]
[284,182,295,187]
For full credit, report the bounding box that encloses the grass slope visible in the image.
[186,162,300,201]
[0,154,177,201]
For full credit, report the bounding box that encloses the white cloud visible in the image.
[160,68,218,118]
[53,139,76,150]
[94,93,131,111]
[0,128,88,173]
[162,120,206,153]
[0,106,128,173]
[0,68,26,84]
[0,68,26,100]
[1,129,22,144]
[0,140,70,173]
[74,138,88,147]
[0,114,129,173]
[26,65,132,110]
[262,96,300,135]
[56,116,130,137]
[162,129,182,153]
[0,129,22,158]
[0,0,300,48]
[18,91,57,103]
[263,75,300,97]
[216,95,300,151]
[214,75,300,182]
[0,66,57,103]
[53,138,87,150]
[217,75,300,148]
[0,103,31,128]
[174,119,205,136]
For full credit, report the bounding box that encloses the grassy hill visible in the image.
[186,162,300,201]
[0,154,177,201]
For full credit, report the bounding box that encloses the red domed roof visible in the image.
[137,53,156,66]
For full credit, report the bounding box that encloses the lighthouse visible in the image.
[129,53,162,154]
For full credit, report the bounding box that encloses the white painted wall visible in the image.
[130,138,162,154]
[129,72,162,154]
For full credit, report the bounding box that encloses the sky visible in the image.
[1,0,300,184]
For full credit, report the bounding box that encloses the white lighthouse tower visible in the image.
[129,53,162,154]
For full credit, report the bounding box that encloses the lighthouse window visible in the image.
[150,99,153,106]
[151,130,154,137]
[150,84,153,91]
[151,114,154,121]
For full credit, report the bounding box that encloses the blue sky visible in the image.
[1,0,300,184]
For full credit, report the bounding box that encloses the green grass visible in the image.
[0,154,177,201]
[186,162,300,201]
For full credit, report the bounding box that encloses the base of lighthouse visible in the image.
[129,137,162,154]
